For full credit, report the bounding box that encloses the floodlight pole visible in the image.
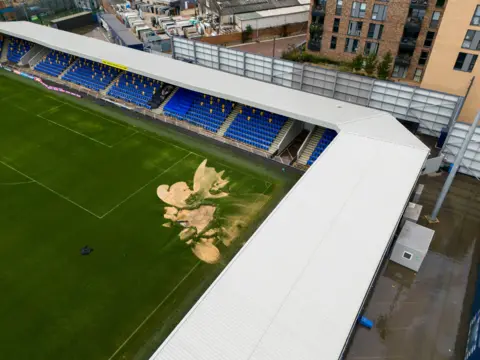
[427,110,480,223]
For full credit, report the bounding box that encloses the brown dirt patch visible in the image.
[192,239,221,264]
[176,205,216,234]
[157,182,192,209]
[179,227,196,240]
[193,159,229,200]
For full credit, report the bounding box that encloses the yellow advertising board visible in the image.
[101,60,128,71]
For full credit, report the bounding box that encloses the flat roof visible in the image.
[0,21,429,360]
[236,4,310,21]
[100,13,143,46]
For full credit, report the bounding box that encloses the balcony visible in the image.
[395,55,412,66]
[311,0,326,17]
[405,16,423,30]
[410,0,428,9]
[308,39,322,51]
[399,37,417,50]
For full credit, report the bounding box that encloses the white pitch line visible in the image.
[109,130,139,148]
[0,180,35,186]
[0,160,101,219]
[37,114,111,148]
[100,152,192,218]
[38,104,65,117]
[106,260,202,360]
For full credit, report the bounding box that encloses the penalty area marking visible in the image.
[99,152,192,219]
[0,160,102,219]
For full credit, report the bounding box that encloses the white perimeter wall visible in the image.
[237,12,308,31]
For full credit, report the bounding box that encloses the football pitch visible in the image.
[0,72,300,360]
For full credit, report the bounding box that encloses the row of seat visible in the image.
[107,71,162,109]
[307,129,338,165]
[62,58,121,91]
[34,50,76,77]
[7,37,32,63]
[0,36,3,59]
[224,105,287,151]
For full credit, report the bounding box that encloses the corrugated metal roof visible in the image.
[236,4,309,20]
[215,0,302,15]
[100,13,143,47]
[0,22,429,360]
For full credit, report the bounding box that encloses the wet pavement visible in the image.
[345,172,480,360]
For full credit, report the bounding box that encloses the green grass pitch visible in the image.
[0,72,300,360]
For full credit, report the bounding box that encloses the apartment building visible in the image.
[421,0,479,123]
[307,0,447,82]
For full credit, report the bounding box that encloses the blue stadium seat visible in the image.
[7,37,32,63]
[224,105,288,151]
[62,58,121,91]
[0,36,3,59]
[34,50,76,77]
[164,88,235,133]
[107,71,161,110]
[306,129,338,166]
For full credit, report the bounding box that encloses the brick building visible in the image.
[306,0,448,82]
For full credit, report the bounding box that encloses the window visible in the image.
[424,31,435,47]
[364,41,379,55]
[348,21,363,36]
[344,38,359,53]
[336,0,343,16]
[367,23,384,39]
[410,8,426,22]
[330,36,337,49]
[472,5,480,26]
[351,2,367,18]
[402,251,413,260]
[392,65,408,78]
[454,52,478,72]
[372,4,387,21]
[435,0,445,7]
[333,18,340,33]
[418,51,429,65]
[430,11,440,28]
[413,68,423,82]
[462,30,480,50]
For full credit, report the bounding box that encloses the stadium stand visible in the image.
[62,58,121,91]
[164,88,235,132]
[224,105,288,150]
[7,37,32,63]
[34,50,76,77]
[108,71,161,109]
[307,128,338,165]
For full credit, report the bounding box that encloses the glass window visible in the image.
[454,52,478,72]
[413,68,423,82]
[348,21,363,36]
[430,11,441,28]
[344,38,359,53]
[372,4,387,21]
[351,2,367,18]
[473,6,480,26]
[462,30,480,50]
[435,0,445,7]
[330,36,337,49]
[336,0,343,16]
[418,51,429,65]
[333,18,340,33]
[364,41,379,55]
[424,31,435,47]
[367,23,383,39]
[392,65,408,78]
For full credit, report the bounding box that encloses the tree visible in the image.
[352,54,364,72]
[242,25,253,43]
[364,54,378,76]
[377,51,393,79]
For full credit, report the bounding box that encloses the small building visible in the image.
[235,4,309,31]
[198,0,308,28]
[100,13,144,51]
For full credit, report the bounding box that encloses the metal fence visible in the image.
[172,37,463,137]
[442,122,480,178]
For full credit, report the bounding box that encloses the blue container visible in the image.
[359,316,373,329]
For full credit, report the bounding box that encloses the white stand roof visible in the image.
[0,22,429,360]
